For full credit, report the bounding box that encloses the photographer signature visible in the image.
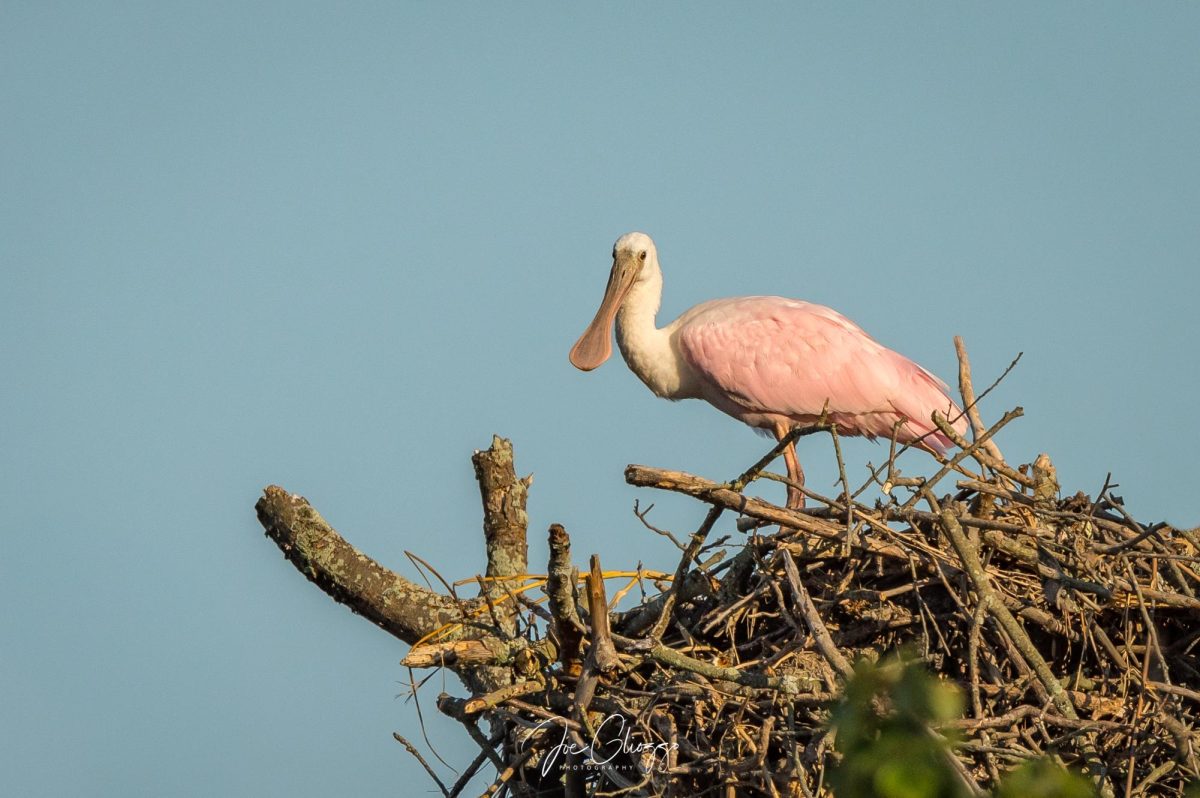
[529,713,678,776]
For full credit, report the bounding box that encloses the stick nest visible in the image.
[406,343,1199,797]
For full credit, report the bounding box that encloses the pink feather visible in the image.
[674,297,967,453]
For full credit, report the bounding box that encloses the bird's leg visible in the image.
[783,444,807,509]
[773,423,806,509]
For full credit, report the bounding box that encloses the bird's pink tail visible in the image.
[896,364,969,456]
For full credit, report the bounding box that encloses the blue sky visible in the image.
[2,3,1197,795]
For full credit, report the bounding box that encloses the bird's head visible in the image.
[569,232,660,371]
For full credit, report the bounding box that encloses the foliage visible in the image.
[994,758,1095,798]
[830,654,1096,798]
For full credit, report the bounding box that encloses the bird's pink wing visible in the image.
[674,297,964,449]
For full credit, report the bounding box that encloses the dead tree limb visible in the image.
[546,523,585,675]
[256,436,534,694]
[255,485,471,645]
[473,435,531,600]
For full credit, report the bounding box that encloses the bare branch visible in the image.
[255,485,471,645]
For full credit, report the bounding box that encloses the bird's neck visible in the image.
[615,271,689,399]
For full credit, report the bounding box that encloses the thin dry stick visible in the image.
[448,745,500,798]
[953,336,1009,469]
[394,733,451,797]
[932,413,1033,490]
[827,424,855,535]
[900,407,1026,511]
[853,348,1024,500]
[647,504,725,641]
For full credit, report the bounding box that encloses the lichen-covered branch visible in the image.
[472,435,530,600]
[255,485,470,645]
[254,435,533,670]
[546,523,584,674]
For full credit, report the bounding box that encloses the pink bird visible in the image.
[569,232,967,508]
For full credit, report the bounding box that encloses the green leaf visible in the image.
[994,758,1096,798]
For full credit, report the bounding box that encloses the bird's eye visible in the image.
[639,251,647,261]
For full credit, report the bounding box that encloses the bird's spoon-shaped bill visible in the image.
[569,254,640,371]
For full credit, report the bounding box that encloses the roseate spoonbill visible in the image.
[569,232,967,508]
